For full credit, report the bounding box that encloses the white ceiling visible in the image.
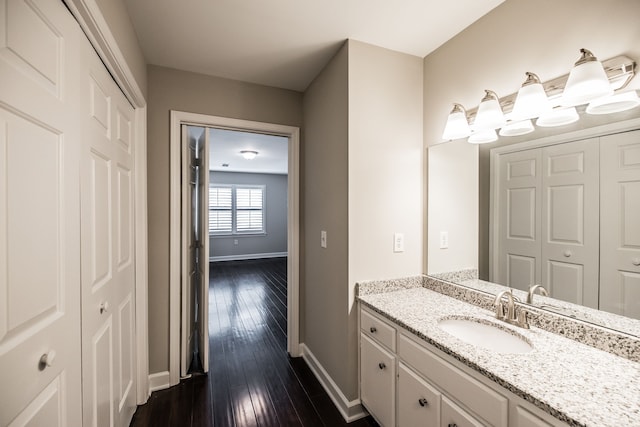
[124,0,505,92]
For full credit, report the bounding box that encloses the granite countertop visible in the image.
[358,286,640,427]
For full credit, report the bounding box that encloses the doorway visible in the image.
[169,111,300,386]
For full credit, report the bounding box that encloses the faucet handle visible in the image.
[517,308,530,329]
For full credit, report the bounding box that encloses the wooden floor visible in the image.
[130,258,378,427]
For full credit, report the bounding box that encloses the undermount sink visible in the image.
[437,317,534,354]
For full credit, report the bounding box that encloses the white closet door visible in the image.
[541,138,599,308]
[600,130,640,319]
[0,0,83,425]
[80,36,137,427]
[497,149,542,291]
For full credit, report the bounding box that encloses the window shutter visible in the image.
[209,187,232,233]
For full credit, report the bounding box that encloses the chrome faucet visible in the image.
[493,289,530,329]
[527,284,549,304]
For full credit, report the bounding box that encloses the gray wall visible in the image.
[209,171,288,259]
[147,64,303,374]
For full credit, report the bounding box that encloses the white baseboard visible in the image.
[148,371,170,393]
[209,251,287,262]
[300,343,367,423]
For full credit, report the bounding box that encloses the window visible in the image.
[209,185,265,235]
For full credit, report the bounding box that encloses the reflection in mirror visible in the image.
[428,112,640,338]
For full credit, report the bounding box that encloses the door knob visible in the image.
[39,350,56,370]
[563,250,572,257]
[100,301,109,314]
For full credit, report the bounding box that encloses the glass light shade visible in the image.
[442,104,471,140]
[468,129,498,144]
[241,150,258,160]
[561,49,613,106]
[472,90,506,131]
[586,90,640,115]
[536,107,579,127]
[499,119,534,137]
[511,73,551,120]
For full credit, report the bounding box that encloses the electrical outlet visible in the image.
[233,239,239,245]
[321,230,327,248]
[440,231,449,249]
[394,233,404,253]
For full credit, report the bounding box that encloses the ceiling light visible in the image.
[442,103,471,140]
[499,119,535,137]
[468,129,498,144]
[561,49,613,106]
[511,72,551,120]
[536,107,579,127]
[586,90,640,115]
[240,150,258,160]
[473,90,506,131]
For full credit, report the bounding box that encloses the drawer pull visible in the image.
[418,398,428,407]
[378,362,386,370]
[632,258,640,266]
[448,424,458,427]
[370,326,377,333]
[39,350,56,370]
[100,301,109,314]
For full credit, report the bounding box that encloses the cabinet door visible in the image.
[514,405,553,427]
[361,334,395,427]
[441,396,483,427]
[398,363,440,427]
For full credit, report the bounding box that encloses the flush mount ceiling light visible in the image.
[240,150,258,160]
[536,106,579,127]
[511,72,551,121]
[586,90,640,115]
[442,103,471,140]
[561,49,613,107]
[473,90,506,131]
[468,129,498,144]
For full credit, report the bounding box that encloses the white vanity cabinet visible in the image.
[359,305,566,427]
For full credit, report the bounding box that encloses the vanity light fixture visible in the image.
[442,103,472,140]
[536,106,579,127]
[561,49,613,106]
[473,90,506,131]
[586,90,640,115]
[499,118,535,137]
[511,72,551,120]
[240,150,258,160]
[468,129,498,144]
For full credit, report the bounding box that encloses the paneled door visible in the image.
[80,33,137,427]
[496,149,542,291]
[0,0,84,425]
[541,139,599,308]
[600,130,640,319]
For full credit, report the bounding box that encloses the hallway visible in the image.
[130,258,378,426]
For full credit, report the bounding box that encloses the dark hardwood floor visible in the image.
[130,258,379,427]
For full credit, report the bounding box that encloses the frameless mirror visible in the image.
[427,107,640,338]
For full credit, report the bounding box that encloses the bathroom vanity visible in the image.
[357,277,640,427]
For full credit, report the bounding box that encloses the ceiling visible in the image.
[124,0,505,92]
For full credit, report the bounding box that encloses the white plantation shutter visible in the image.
[209,186,232,233]
[209,184,265,234]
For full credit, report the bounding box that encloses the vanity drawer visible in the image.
[398,362,441,427]
[399,333,508,427]
[441,396,484,427]
[361,308,396,351]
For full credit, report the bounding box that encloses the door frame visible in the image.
[489,117,640,283]
[65,0,150,403]
[169,110,301,386]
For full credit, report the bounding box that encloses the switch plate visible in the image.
[394,233,404,253]
[321,230,327,248]
[440,231,449,249]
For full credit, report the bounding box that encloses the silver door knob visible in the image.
[39,350,56,370]
[370,326,377,333]
[418,398,428,407]
[100,301,109,314]
[632,258,640,266]
[378,362,386,370]
[563,250,572,257]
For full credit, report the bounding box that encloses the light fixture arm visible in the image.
[574,48,598,66]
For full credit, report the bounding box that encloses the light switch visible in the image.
[321,230,327,248]
[394,233,404,253]
[440,231,449,249]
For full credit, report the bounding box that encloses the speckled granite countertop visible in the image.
[358,286,640,427]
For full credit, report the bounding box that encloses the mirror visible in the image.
[427,109,640,338]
